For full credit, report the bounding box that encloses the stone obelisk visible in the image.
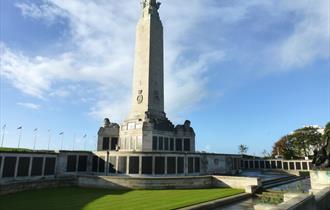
[129,0,165,121]
[99,0,195,152]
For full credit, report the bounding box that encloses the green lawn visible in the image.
[0,147,33,152]
[0,187,244,210]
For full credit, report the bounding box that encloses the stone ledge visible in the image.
[178,193,250,210]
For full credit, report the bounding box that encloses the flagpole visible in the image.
[60,133,64,150]
[47,129,51,150]
[33,128,38,150]
[1,124,6,147]
[17,127,22,148]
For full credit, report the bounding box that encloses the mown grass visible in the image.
[0,147,33,152]
[0,187,244,210]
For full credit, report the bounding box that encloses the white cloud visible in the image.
[1,0,328,123]
[2,0,226,123]
[275,0,330,68]
[17,102,41,110]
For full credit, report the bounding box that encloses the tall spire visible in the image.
[128,0,164,121]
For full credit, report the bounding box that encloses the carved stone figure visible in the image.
[312,136,330,168]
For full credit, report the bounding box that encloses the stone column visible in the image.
[115,155,119,174]
[175,156,178,175]
[139,155,142,175]
[164,155,167,175]
[42,156,46,176]
[152,156,155,176]
[28,156,33,177]
[14,155,19,178]
[193,156,195,174]
[126,155,129,175]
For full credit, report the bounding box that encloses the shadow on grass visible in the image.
[0,187,131,210]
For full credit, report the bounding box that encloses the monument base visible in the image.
[310,170,330,190]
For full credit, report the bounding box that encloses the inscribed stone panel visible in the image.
[167,157,175,174]
[184,139,190,151]
[152,136,158,150]
[44,157,56,175]
[170,138,174,151]
[142,156,152,174]
[92,155,98,172]
[164,138,169,150]
[98,156,105,173]
[78,155,87,172]
[188,157,194,173]
[109,156,116,173]
[111,137,118,150]
[3,157,16,177]
[17,157,30,177]
[155,156,165,174]
[176,138,182,151]
[129,156,139,174]
[31,157,43,176]
[177,157,184,174]
[158,137,163,150]
[118,156,127,174]
[102,137,109,150]
[194,157,200,173]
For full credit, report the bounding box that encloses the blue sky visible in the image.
[0,0,329,155]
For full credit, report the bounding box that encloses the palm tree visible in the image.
[238,144,248,155]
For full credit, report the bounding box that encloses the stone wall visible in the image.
[309,170,330,190]
[241,158,312,171]
[1,151,237,184]
[78,175,213,190]
[0,177,76,195]
[0,152,58,184]
[212,175,260,193]
[254,170,330,210]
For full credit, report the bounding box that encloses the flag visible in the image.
[2,124,6,129]
[59,132,64,135]
[17,126,22,129]
[83,134,87,138]
[34,128,38,132]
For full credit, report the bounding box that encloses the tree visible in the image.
[291,126,322,157]
[322,122,330,145]
[238,144,248,155]
[272,125,323,159]
[262,149,271,158]
[272,135,295,159]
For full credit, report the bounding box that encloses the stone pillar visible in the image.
[139,155,142,175]
[152,156,155,176]
[28,156,33,177]
[126,155,129,175]
[14,155,19,178]
[193,156,195,173]
[175,156,178,175]
[164,155,167,175]
[115,155,119,174]
[42,156,46,176]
